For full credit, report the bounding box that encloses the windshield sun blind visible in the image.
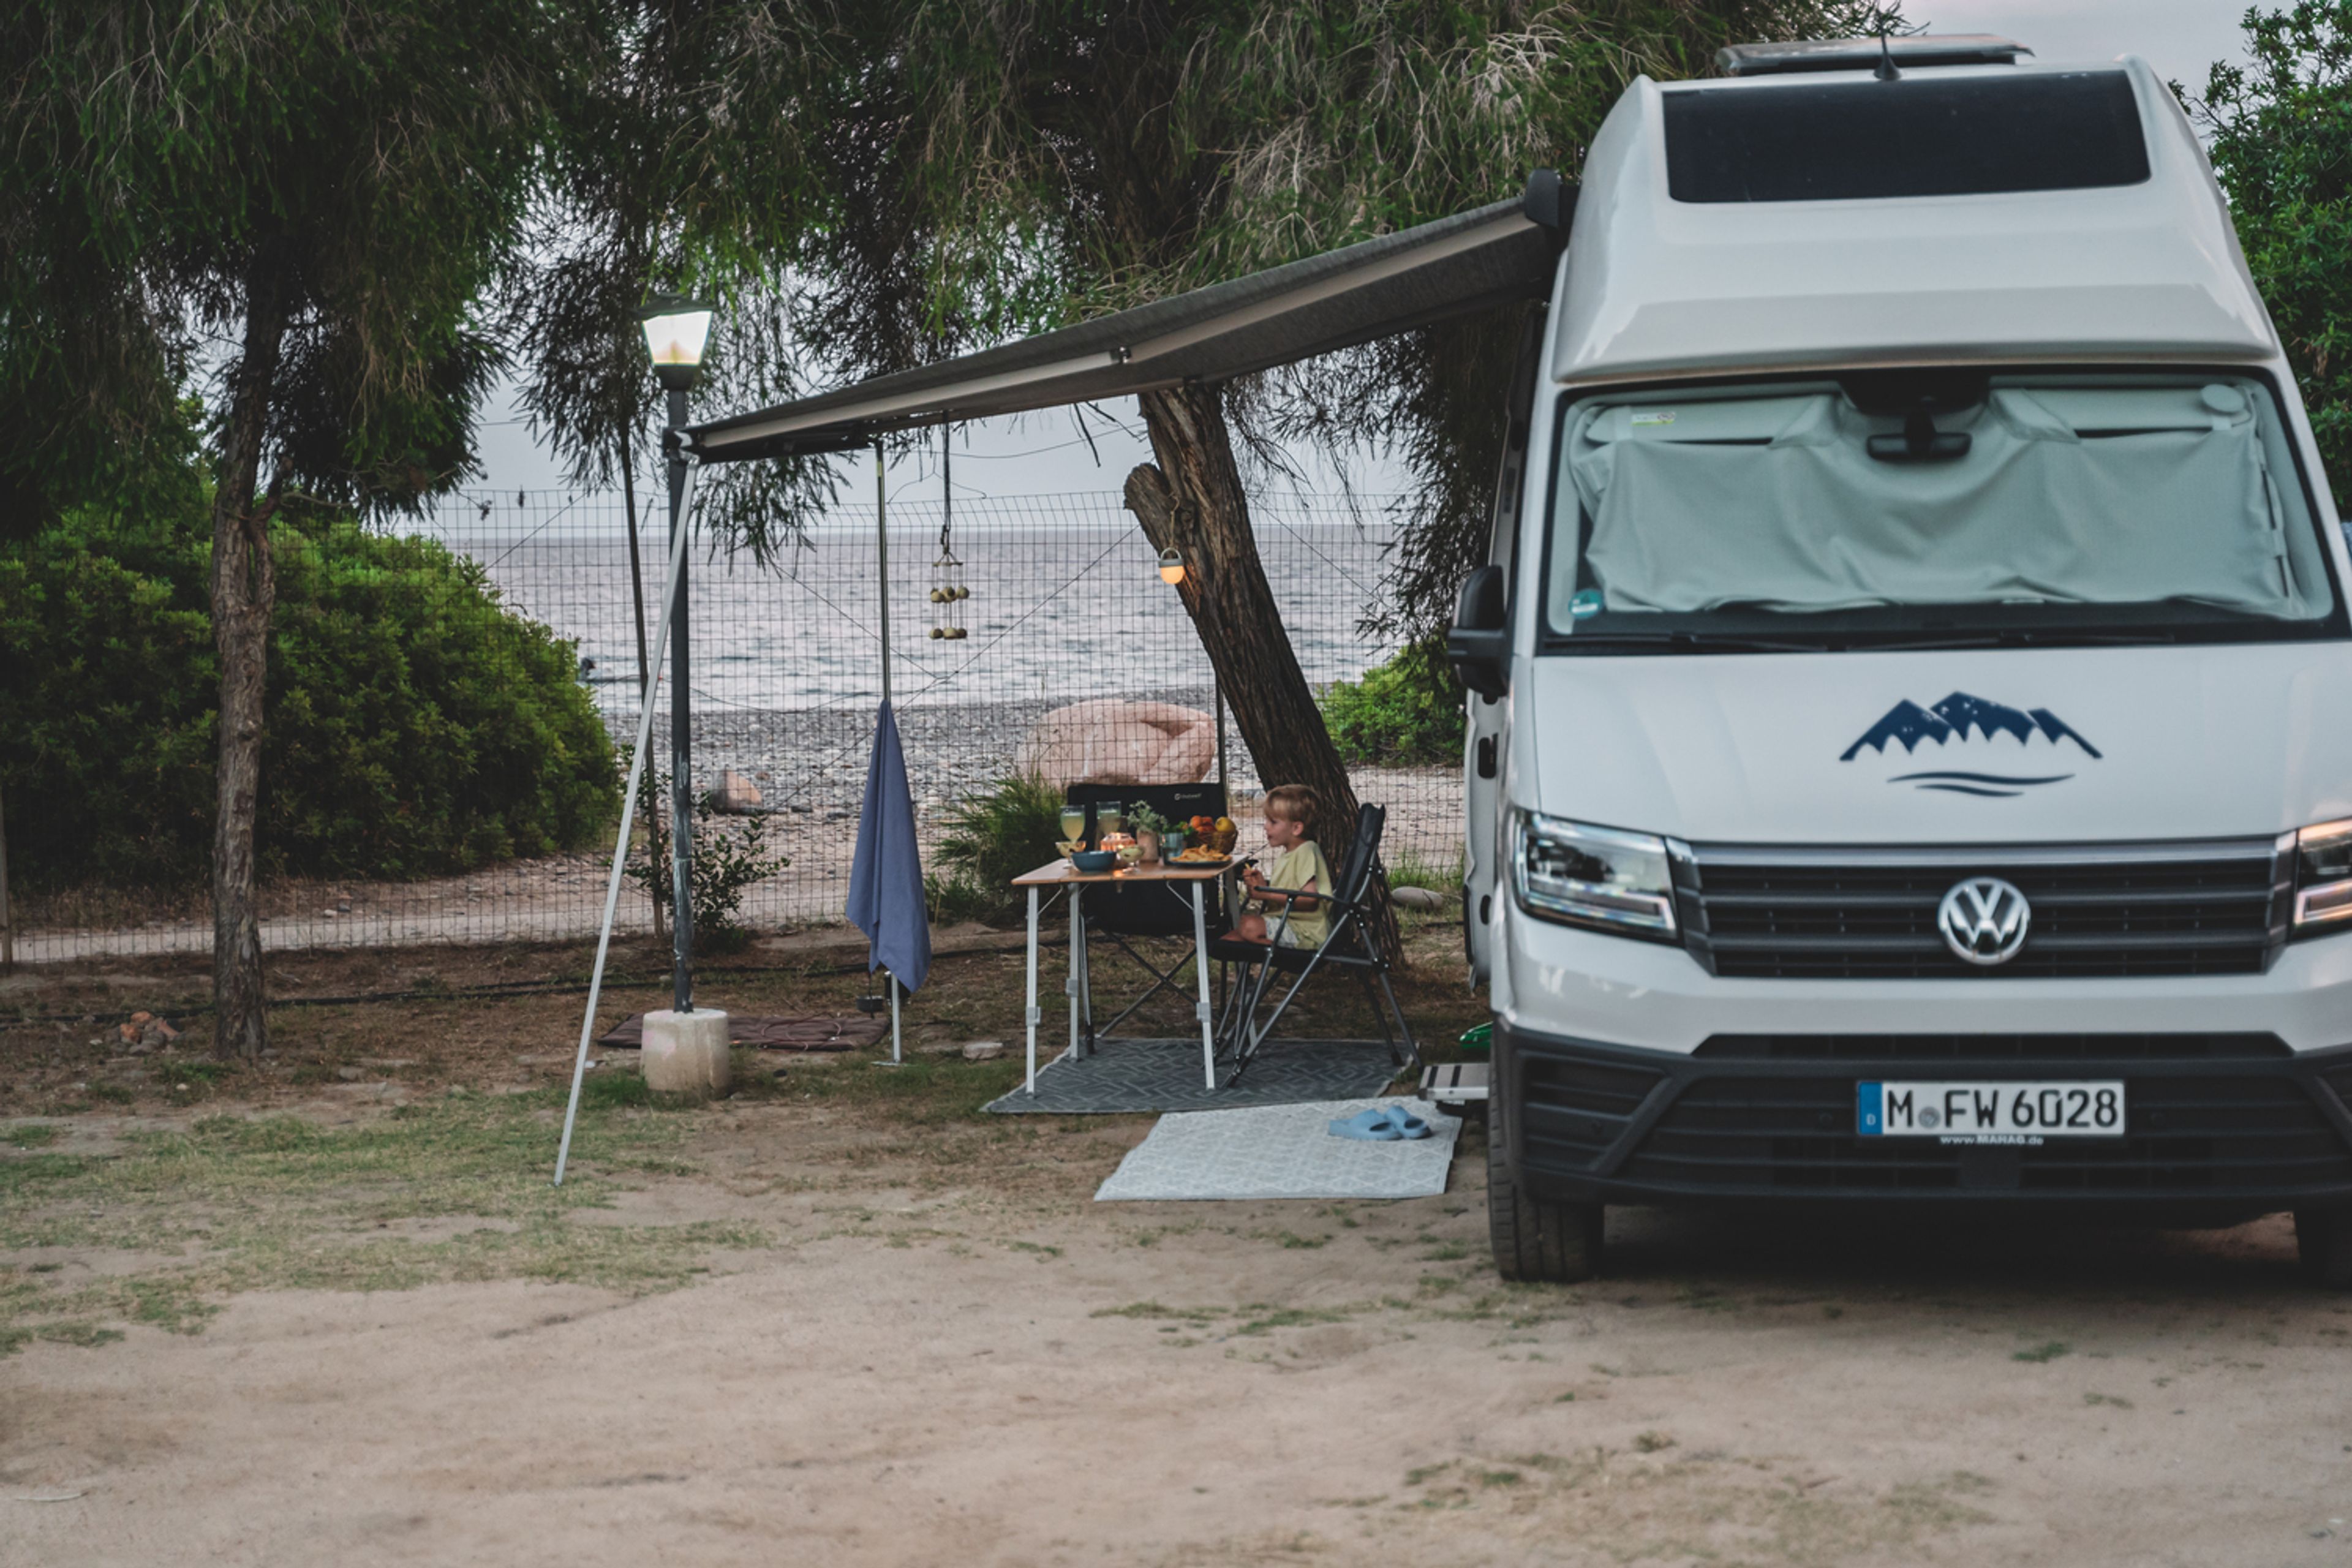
[1664,72,2150,203]
[1540,374,2345,652]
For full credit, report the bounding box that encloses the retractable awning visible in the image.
[685,180,1567,463]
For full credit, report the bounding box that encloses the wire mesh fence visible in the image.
[15,486,1463,964]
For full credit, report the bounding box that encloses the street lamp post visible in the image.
[638,293,715,1014]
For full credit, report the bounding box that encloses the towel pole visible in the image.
[875,441,902,1065]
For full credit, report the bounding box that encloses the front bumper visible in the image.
[1498,1019,2352,1222]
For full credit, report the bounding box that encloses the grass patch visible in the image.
[0,1088,767,1355]
[2012,1341,2071,1363]
[4,1123,61,1149]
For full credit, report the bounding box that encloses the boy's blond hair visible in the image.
[1262,784,1319,835]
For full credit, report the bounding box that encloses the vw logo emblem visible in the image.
[1939,877,2031,966]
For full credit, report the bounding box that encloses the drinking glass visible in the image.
[1095,802,1124,836]
[1059,807,1086,842]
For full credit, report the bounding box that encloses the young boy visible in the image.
[1235,785,1333,948]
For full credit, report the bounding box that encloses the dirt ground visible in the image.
[4,920,2351,1566]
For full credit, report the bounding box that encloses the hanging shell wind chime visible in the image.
[929,427,969,639]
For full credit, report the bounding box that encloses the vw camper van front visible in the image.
[1456,44,2352,1284]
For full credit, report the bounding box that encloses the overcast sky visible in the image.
[467,1,2264,510]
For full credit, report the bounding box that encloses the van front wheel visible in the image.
[1487,1118,1602,1283]
[2296,1208,2352,1288]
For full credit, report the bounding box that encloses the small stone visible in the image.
[130,1011,153,1024]
[337,1066,364,1082]
[960,1040,1009,1062]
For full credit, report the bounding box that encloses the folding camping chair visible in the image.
[1207,802,1419,1085]
[1067,782,1228,1044]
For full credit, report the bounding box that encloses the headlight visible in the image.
[2294,818,2352,933]
[1512,812,1678,940]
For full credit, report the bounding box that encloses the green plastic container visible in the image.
[1457,1022,1492,1054]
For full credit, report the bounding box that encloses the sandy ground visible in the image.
[6,925,2346,1566]
[5,1099,2350,1567]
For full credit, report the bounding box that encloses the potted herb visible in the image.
[1128,803,1172,862]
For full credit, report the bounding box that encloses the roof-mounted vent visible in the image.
[1719,34,2030,77]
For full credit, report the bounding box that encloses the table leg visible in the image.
[1191,880,1216,1090]
[1076,886,1095,1058]
[1023,886,1041,1095]
[1066,884,1081,1060]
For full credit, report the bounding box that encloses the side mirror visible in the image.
[1446,565,1510,700]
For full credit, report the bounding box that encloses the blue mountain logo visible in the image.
[1842,692,2100,798]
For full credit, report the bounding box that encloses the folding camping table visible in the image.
[1012,858,1231,1095]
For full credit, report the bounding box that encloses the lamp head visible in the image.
[638,292,716,391]
[1157,548,1186,587]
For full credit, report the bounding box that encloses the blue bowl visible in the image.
[1070,849,1118,874]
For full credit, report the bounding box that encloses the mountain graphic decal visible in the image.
[1841,692,2100,797]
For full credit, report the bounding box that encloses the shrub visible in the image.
[623,763,789,953]
[1319,639,1465,766]
[930,773,1065,924]
[0,505,619,891]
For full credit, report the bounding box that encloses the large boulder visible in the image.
[708,768,763,814]
[1015,699,1217,790]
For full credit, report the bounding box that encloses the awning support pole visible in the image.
[556,459,699,1185]
[876,440,900,1065]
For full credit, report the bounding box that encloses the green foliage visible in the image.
[930,774,1066,924]
[2192,2,2352,494]
[0,2,588,524]
[623,763,790,952]
[1320,641,1466,766]
[0,505,619,892]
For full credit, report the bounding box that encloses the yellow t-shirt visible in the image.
[1264,840,1334,948]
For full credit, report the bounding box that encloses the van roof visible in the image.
[1553,56,2277,385]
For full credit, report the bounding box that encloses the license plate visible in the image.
[1856,1080,2125,1141]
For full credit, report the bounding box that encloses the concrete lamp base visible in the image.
[640,1009,731,1095]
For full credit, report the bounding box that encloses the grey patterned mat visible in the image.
[983,1036,1407,1115]
[1095,1097,1461,1201]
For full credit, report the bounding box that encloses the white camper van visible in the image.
[1448,37,2352,1284]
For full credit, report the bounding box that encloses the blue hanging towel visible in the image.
[846,698,932,993]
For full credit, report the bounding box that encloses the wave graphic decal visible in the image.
[1891,770,2077,798]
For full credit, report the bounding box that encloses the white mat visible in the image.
[1093,1096,1461,1202]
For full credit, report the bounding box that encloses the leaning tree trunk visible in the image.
[1124,383,1400,962]
[209,279,289,1060]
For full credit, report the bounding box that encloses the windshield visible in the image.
[1543,372,2343,649]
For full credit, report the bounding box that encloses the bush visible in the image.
[1319,639,1465,766]
[0,505,619,891]
[929,774,1065,924]
[624,762,789,953]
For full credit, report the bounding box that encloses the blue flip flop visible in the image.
[1328,1108,1403,1140]
[1380,1106,1432,1139]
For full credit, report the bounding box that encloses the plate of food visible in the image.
[1172,845,1231,865]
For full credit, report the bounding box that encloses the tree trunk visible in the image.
[1124,383,1400,962]
[209,276,290,1060]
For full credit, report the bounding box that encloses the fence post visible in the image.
[0,781,12,972]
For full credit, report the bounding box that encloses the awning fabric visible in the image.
[685,190,1562,464]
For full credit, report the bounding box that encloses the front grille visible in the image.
[1618,1056,2352,1196]
[1697,1032,2291,1063]
[1675,838,2293,979]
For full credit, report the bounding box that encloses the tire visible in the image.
[2296,1208,2352,1288]
[1487,1101,1603,1283]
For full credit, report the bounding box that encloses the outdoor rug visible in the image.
[597,1014,886,1052]
[982,1036,1404,1115]
[1093,1096,1461,1202]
